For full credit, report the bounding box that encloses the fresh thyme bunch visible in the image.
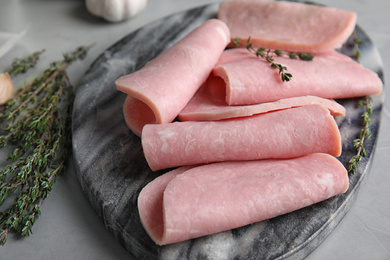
[233,37,314,82]
[0,45,92,245]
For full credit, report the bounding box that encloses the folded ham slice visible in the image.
[115,19,230,136]
[138,153,349,245]
[209,48,382,105]
[178,91,345,121]
[142,104,341,171]
[218,0,357,52]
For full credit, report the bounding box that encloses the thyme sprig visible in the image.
[347,31,373,175]
[348,96,373,174]
[7,49,45,77]
[0,45,92,245]
[351,30,363,62]
[233,37,314,82]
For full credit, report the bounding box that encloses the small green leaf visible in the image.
[0,229,8,246]
[298,52,314,61]
[365,128,372,139]
[288,52,297,59]
[281,72,292,82]
[274,49,283,57]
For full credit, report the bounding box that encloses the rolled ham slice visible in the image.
[138,153,349,245]
[210,48,383,105]
[142,104,341,171]
[137,166,193,245]
[218,0,357,52]
[115,19,230,136]
[178,91,346,121]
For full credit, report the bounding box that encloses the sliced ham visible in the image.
[142,104,341,171]
[178,90,345,121]
[115,19,230,136]
[209,48,382,106]
[218,0,357,52]
[138,153,349,245]
[137,166,194,244]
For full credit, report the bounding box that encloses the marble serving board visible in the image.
[72,2,384,259]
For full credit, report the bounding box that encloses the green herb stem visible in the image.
[233,37,314,82]
[351,30,363,62]
[348,96,373,174]
[347,30,373,175]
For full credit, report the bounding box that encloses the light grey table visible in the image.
[1,0,389,259]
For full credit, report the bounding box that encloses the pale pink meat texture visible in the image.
[218,0,357,52]
[209,48,382,106]
[137,166,193,244]
[115,19,230,136]
[137,153,349,245]
[178,92,345,121]
[142,104,341,171]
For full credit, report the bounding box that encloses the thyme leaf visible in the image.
[233,37,314,82]
[0,45,92,245]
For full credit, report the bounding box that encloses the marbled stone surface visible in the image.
[72,2,384,259]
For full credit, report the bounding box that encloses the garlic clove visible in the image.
[124,0,147,18]
[0,72,14,105]
[85,0,148,23]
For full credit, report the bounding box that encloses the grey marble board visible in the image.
[72,2,384,260]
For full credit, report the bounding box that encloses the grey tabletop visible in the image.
[1,0,389,259]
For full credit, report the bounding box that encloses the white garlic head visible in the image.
[86,0,148,22]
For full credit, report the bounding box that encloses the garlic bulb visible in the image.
[0,72,13,105]
[86,0,148,22]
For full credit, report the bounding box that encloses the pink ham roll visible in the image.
[178,94,346,121]
[218,0,356,52]
[138,153,349,245]
[210,48,382,105]
[142,104,341,171]
[115,19,230,136]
